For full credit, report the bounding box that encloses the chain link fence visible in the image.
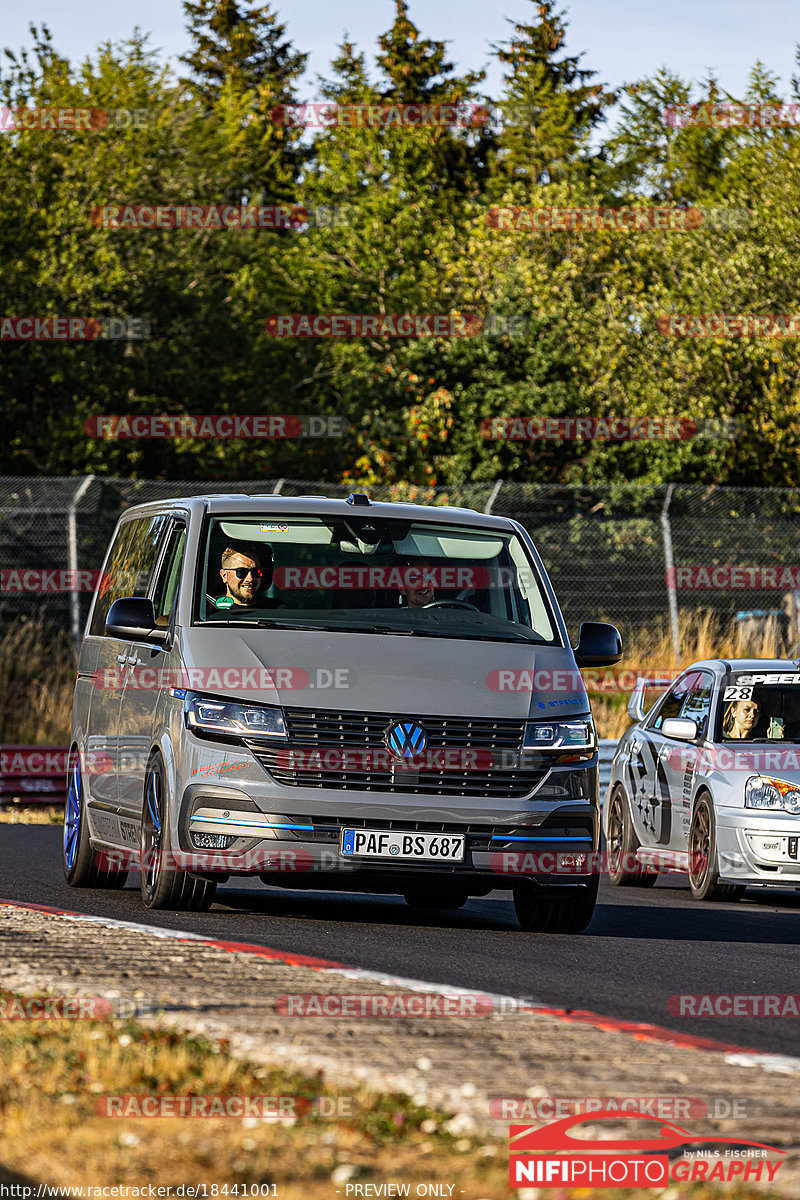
[2,476,800,652]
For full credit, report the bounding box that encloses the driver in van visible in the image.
[397,556,437,608]
[217,542,283,609]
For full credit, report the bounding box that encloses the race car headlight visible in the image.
[745,775,800,813]
[523,716,596,751]
[185,694,286,740]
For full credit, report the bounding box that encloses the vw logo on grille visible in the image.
[385,720,428,759]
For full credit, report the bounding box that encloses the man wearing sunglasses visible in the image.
[218,543,282,608]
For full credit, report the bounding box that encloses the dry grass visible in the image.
[0,617,75,745]
[588,608,793,738]
[0,993,505,1197]
[621,606,790,668]
[0,991,785,1199]
[0,806,63,824]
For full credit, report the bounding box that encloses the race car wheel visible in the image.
[63,748,128,889]
[606,787,658,887]
[403,888,469,910]
[513,874,599,934]
[688,793,745,902]
[140,751,216,911]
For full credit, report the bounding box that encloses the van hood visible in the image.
[178,627,587,720]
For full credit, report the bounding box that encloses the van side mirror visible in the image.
[573,621,622,668]
[106,597,167,644]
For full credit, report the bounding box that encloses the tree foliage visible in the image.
[2,1,800,486]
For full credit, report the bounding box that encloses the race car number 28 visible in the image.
[724,685,753,701]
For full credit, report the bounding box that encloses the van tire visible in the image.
[688,793,745,902]
[140,751,216,911]
[63,749,129,889]
[606,787,658,887]
[513,875,599,933]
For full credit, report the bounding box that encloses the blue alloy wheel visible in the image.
[63,749,128,889]
[63,755,81,870]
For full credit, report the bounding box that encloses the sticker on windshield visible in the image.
[214,596,234,609]
[724,685,753,701]
[260,523,289,533]
[735,673,800,686]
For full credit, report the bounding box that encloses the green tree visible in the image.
[491,0,616,189]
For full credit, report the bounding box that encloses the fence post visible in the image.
[484,480,502,514]
[661,483,681,666]
[68,475,95,654]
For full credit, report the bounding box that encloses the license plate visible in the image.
[340,828,466,862]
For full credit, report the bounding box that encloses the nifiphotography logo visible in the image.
[509,1112,784,1188]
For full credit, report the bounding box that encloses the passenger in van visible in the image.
[215,543,284,610]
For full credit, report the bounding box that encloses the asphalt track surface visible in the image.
[2,825,799,1058]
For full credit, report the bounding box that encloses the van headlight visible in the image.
[523,716,596,751]
[185,694,287,740]
[745,775,800,814]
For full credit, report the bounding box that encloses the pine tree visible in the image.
[181,0,306,105]
[493,0,615,187]
[375,0,494,196]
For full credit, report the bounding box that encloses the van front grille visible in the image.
[248,708,543,798]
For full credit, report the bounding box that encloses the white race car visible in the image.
[604,659,800,900]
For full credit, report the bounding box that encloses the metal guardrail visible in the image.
[0,745,68,805]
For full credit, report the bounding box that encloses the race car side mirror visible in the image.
[662,717,698,742]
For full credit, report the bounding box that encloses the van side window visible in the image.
[153,525,187,626]
[89,515,169,637]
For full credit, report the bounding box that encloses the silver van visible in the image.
[64,493,621,932]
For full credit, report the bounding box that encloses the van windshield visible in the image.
[194,514,558,644]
